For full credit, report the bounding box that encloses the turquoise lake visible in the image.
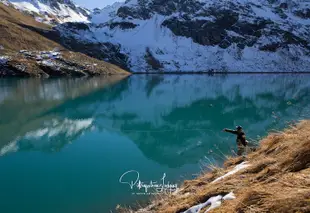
[0,74,310,213]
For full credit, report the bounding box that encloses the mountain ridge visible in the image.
[1,0,90,24]
[60,0,310,72]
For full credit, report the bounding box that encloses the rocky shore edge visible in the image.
[0,50,129,77]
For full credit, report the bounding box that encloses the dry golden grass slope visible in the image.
[121,121,310,213]
[0,2,56,52]
[0,3,129,76]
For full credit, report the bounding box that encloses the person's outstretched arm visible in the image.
[223,128,238,134]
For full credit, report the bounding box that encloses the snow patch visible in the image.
[0,56,9,64]
[0,118,94,157]
[25,118,94,139]
[91,2,124,24]
[183,192,236,213]
[8,0,89,24]
[212,162,250,183]
[0,139,19,156]
[0,0,10,6]
[226,30,244,38]
[251,4,281,21]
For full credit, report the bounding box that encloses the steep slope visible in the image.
[127,120,310,213]
[59,0,310,72]
[2,0,90,24]
[0,2,129,76]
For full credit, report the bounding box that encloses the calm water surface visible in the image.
[0,75,310,213]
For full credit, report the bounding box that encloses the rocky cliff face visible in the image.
[59,0,310,72]
[56,22,130,70]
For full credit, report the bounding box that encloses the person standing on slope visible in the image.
[223,125,248,156]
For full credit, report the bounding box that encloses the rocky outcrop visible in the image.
[294,9,310,19]
[109,22,138,30]
[117,0,203,19]
[144,47,163,70]
[0,50,129,77]
[162,9,239,47]
[45,0,90,18]
[117,5,152,20]
[162,2,310,53]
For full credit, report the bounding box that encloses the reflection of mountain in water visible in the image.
[1,75,310,167]
[0,76,128,152]
[40,75,310,167]
[0,118,94,156]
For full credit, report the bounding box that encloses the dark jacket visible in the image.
[224,129,248,146]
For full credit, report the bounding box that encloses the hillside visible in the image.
[119,120,310,213]
[57,0,310,72]
[0,2,129,77]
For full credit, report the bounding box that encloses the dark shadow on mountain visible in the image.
[17,23,62,42]
[17,23,129,70]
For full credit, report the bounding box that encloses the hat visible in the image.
[236,125,243,130]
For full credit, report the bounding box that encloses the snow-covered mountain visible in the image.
[57,0,310,72]
[92,2,124,24]
[2,0,90,24]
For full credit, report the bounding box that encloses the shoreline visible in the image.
[2,71,310,78]
[132,71,310,74]
[119,120,310,213]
